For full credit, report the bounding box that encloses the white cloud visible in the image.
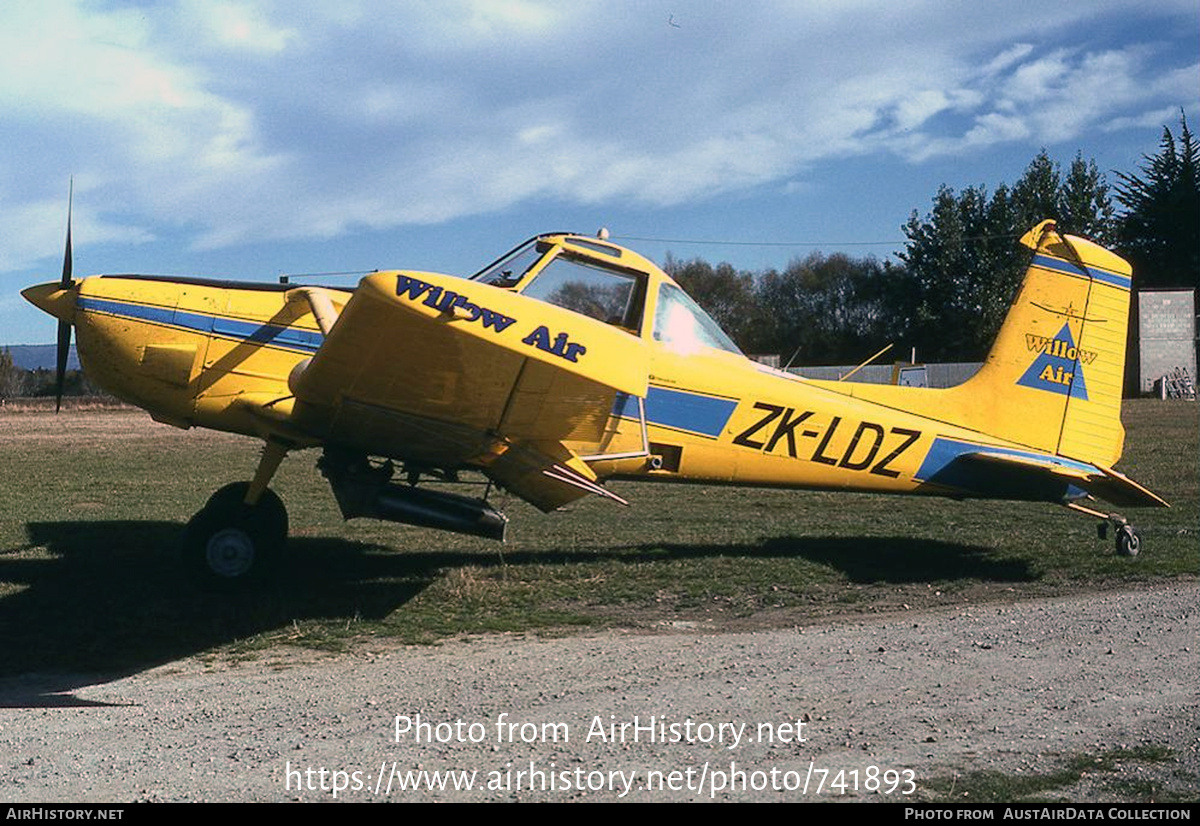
[0,0,1196,271]
[0,190,152,274]
[887,88,985,134]
[1004,51,1073,103]
[1102,105,1192,134]
[883,38,1197,163]
[0,0,291,266]
[981,43,1036,78]
[181,1,298,54]
[964,113,1033,148]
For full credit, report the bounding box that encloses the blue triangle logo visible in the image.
[1017,323,1089,400]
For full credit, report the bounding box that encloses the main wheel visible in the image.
[184,483,288,589]
[202,482,288,537]
[1115,525,1141,558]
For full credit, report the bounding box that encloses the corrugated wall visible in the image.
[788,362,982,388]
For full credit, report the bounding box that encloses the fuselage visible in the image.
[57,274,320,439]
[25,247,1097,508]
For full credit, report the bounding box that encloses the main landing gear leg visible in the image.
[1066,501,1142,558]
[184,439,291,589]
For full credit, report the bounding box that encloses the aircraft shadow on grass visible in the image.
[0,520,1034,706]
[623,536,1037,584]
[2,520,428,704]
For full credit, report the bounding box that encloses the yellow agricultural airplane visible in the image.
[23,216,1167,587]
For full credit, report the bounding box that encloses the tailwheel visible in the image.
[1067,502,1144,558]
[184,482,288,589]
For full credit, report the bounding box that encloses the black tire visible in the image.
[203,482,288,537]
[1116,525,1141,558]
[184,483,288,589]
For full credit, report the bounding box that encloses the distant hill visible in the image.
[3,344,81,371]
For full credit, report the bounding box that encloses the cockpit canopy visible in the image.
[471,235,743,357]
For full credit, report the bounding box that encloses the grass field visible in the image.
[0,399,1195,676]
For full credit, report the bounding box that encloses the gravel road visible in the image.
[1,581,1195,802]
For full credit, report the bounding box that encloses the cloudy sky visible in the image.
[2,0,1197,343]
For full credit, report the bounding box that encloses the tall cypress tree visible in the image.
[1114,111,1200,288]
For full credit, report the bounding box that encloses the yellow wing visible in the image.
[289,270,648,510]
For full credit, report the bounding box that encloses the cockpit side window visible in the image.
[521,255,644,330]
[653,282,743,355]
[471,241,547,288]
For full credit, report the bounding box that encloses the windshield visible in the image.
[653,282,743,355]
[521,254,643,329]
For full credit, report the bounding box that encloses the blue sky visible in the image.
[2,0,1197,344]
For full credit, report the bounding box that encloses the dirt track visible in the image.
[1,581,1195,802]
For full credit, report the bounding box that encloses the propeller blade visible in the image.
[61,179,73,286]
[55,320,71,413]
[55,179,74,412]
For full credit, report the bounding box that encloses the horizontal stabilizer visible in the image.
[923,448,1169,508]
[1090,463,1171,509]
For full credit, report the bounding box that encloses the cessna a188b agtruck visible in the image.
[24,219,1166,587]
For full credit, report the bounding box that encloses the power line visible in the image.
[610,231,1025,249]
[610,234,904,248]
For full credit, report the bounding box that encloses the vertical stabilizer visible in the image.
[959,220,1132,465]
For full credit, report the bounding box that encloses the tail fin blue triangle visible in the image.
[1017,323,1089,400]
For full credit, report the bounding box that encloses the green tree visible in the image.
[899,149,1118,360]
[1060,153,1117,244]
[0,348,21,399]
[755,252,896,364]
[898,182,1021,359]
[663,255,760,348]
[1114,111,1200,288]
[1011,150,1061,228]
